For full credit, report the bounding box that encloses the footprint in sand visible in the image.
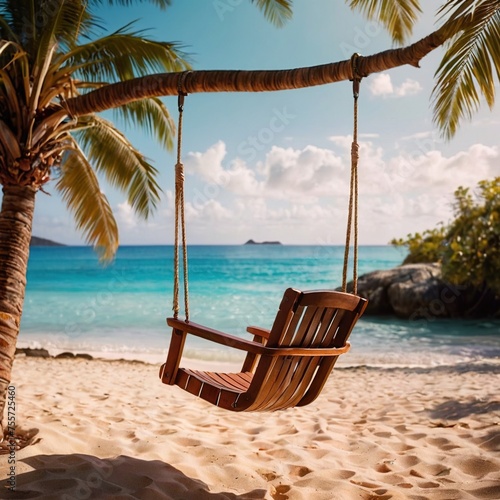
[269,484,291,500]
[257,469,279,482]
[288,465,312,477]
[454,456,500,476]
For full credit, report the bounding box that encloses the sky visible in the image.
[30,0,500,246]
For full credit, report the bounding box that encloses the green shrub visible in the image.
[391,177,500,295]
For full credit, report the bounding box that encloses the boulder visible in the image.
[16,347,51,358]
[55,352,76,359]
[345,263,471,319]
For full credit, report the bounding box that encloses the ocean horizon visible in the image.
[19,244,500,368]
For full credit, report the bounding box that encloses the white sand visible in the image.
[1,356,499,499]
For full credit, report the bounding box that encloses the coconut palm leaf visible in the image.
[91,0,171,8]
[57,26,190,83]
[0,0,35,47]
[94,0,291,25]
[33,1,88,59]
[348,0,422,44]
[251,0,293,27]
[57,144,119,260]
[0,13,18,42]
[28,42,57,143]
[0,117,21,159]
[113,96,176,150]
[0,69,21,133]
[0,0,94,61]
[433,0,500,138]
[73,116,161,218]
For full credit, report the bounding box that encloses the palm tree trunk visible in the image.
[66,25,450,116]
[0,185,36,435]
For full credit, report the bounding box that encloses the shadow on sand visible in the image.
[0,453,267,499]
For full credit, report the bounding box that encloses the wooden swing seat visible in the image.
[160,287,368,412]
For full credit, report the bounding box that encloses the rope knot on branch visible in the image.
[350,53,364,98]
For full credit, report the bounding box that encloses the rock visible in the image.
[16,347,51,358]
[55,352,93,360]
[75,353,93,360]
[55,352,76,359]
[344,263,473,319]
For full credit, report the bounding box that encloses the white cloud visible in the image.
[396,79,422,96]
[170,140,499,244]
[114,200,169,244]
[368,73,422,98]
[184,140,227,184]
[328,135,353,149]
[369,73,394,96]
[116,202,137,228]
[391,144,499,191]
[186,198,233,222]
[184,140,262,197]
[261,145,346,201]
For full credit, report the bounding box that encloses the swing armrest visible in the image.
[246,326,271,341]
[161,318,269,385]
[166,318,350,357]
[167,318,270,356]
[243,326,271,372]
[161,318,351,386]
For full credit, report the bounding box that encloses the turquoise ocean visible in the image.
[20,245,500,368]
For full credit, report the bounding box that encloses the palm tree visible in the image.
[1,0,498,432]
[0,0,192,435]
[0,0,293,438]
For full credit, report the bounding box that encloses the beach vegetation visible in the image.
[0,0,499,432]
[391,227,447,265]
[392,177,500,297]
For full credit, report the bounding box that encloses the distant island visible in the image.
[30,236,65,247]
[244,239,282,245]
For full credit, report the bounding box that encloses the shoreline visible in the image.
[12,346,500,375]
[15,341,500,372]
[1,356,499,499]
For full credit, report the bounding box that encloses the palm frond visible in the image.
[0,0,35,52]
[29,41,56,128]
[0,39,25,75]
[348,0,422,45]
[52,0,101,49]
[57,144,119,261]
[73,116,162,218]
[433,0,500,138]
[31,108,72,147]
[32,0,98,65]
[58,27,191,83]
[250,0,293,27]
[0,68,22,134]
[0,117,21,159]
[113,97,176,150]
[90,0,171,9]
[0,12,19,42]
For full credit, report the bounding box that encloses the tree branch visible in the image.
[66,25,450,117]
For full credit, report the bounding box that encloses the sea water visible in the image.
[19,245,500,367]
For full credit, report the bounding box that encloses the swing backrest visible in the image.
[240,288,368,411]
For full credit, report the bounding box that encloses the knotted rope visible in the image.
[342,54,362,295]
[173,72,190,320]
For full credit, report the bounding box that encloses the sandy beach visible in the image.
[1,355,499,499]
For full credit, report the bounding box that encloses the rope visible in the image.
[173,73,190,320]
[342,54,361,295]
